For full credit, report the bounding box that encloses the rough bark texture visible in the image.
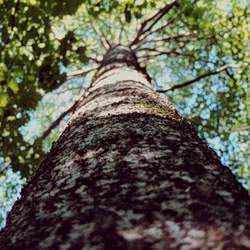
[1,46,250,249]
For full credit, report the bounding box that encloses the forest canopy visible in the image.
[0,0,249,227]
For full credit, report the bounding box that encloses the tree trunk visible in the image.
[1,46,250,250]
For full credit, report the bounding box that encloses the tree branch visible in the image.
[36,101,78,143]
[85,56,101,64]
[156,64,238,93]
[129,0,178,47]
[135,33,215,54]
[54,87,82,95]
[136,33,197,46]
[117,16,125,44]
[67,67,98,80]
[98,16,114,47]
[90,22,111,50]
[137,48,195,59]
[36,67,96,142]
[133,17,178,49]
[0,162,11,175]
[231,125,250,132]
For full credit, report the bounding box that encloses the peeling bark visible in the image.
[1,46,250,250]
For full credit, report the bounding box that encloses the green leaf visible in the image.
[0,92,9,107]
[8,80,19,93]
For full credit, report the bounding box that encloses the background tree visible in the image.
[0,0,249,228]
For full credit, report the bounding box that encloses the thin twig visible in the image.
[36,69,96,142]
[157,64,238,93]
[54,87,82,95]
[133,34,175,51]
[133,17,178,49]
[90,22,110,50]
[231,125,250,132]
[0,162,11,175]
[98,15,113,47]
[37,101,78,142]
[86,56,101,64]
[117,16,125,44]
[67,67,98,80]
[142,33,214,45]
[142,1,178,35]
[137,48,195,59]
[130,0,178,47]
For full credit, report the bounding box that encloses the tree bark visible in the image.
[1,46,250,249]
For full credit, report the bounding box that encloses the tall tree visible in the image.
[0,0,250,246]
[0,0,249,182]
[1,45,250,249]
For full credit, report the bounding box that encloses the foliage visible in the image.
[0,0,249,227]
[0,0,85,176]
[0,167,25,228]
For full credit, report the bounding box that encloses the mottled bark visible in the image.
[1,46,250,250]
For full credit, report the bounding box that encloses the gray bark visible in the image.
[1,46,250,249]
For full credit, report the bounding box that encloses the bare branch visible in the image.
[138,46,221,68]
[136,33,194,47]
[54,87,82,95]
[85,56,101,64]
[138,56,158,65]
[98,15,114,47]
[146,16,177,36]
[37,101,78,142]
[135,33,215,54]
[36,66,98,142]
[137,47,163,53]
[117,16,125,44]
[90,22,111,50]
[133,17,178,49]
[0,162,11,175]
[140,33,214,45]
[67,67,98,80]
[130,0,178,47]
[36,67,96,142]
[231,125,250,132]
[156,64,238,93]
[143,0,178,34]
[137,48,195,59]
[131,0,204,49]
